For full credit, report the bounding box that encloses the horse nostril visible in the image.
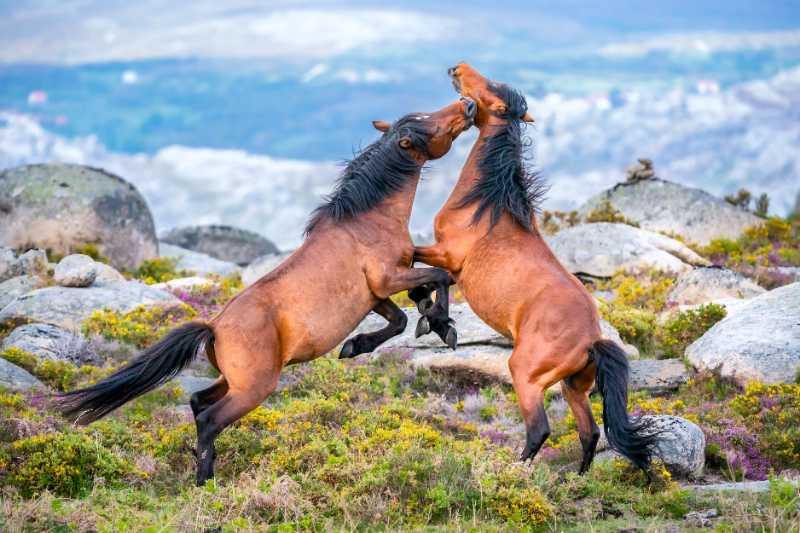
[463,98,476,118]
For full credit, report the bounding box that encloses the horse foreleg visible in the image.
[339,299,408,359]
[372,266,457,349]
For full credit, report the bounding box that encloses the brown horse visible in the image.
[410,64,656,474]
[57,97,477,485]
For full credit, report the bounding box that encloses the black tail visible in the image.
[591,339,657,471]
[57,322,214,424]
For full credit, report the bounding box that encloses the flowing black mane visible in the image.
[305,116,434,235]
[457,83,547,231]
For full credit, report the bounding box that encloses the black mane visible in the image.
[305,115,434,234]
[457,83,547,231]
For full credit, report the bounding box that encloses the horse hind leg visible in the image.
[561,363,601,474]
[189,377,228,419]
[508,345,552,462]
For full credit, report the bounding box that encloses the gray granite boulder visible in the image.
[0,247,49,283]
[159,242,240,278]
[686,282,800,385]
[1,323,96,365]
[598,415,705,478]
[0,281,181,330]
[544,223,709,277]
[0,358,45,391]
[54,254,97,288]
[242,252,294,286]
[160,225,278,266]
[92,262,126,285]
[0,275,47,311]
[577,177,761,245]
[0,164,157,270]
[666,267,765,307]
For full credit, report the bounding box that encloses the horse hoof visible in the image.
[415,316,431,337]
[339,339,355,359]
[418,298,433,313]
[445,327,458,350]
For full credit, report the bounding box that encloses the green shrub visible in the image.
[131,257,190,284]
[82,304,197,348]
[0,348,89,391]
[599,302,657,353]
[657,303,726,359]
[4,432,133,498]
[585,200,639,227]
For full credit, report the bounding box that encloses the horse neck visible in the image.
[376,169,422,226]
[446,116,504,205]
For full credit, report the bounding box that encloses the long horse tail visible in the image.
[57,321,214,424]
[591,338,657,471]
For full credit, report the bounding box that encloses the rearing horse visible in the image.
[57,97,477,485]
[411,64,656,474]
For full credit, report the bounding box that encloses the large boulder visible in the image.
[0,275,47,311]
[242,252,294,286]
[0,164,157,270]
[666,267,765,307]
[597,415,705,478]
[0,247,49,283]
[0,281,181,330]
[161,225,278,266]
[0,358,44,391]
[53,254,97,288]
[577,177,761,245]
[686,282,800,385]
[1,323,96,365]
[544,223,709,277]
[158,243,241,278]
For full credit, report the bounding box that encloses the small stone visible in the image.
[54,254,98,287]
[0,358,45,391]
[1,323,96,365]
[92,262,126,285]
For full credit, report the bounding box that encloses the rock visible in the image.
[598,415,705,478]
[92,262,126,285]
[357,303,638,385]
[53,254,97,287]
[160,225,278,266]
[684,508,718,528]
[0,247,49,283]
[158,243,241,278]
[16,249,49,278]
[0,281,181,330]
[0,164,158,270]
[0,275,47,311]
[1,323,96,365]
[577,177,762,245]
[666,267,765,307]
[544,223,709,277]
[174,375,217,401]
[0,358,45,391]
[672,297,751,318]
[629,359,690,394]
[153,276,216,291]
[242,252,294,286]
[686,282,800,385]
[0,247,16,281]
[689,480,798,493]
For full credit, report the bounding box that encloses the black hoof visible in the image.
[445,326,458,350]
[339,339,356,359]
[415,316,431,337]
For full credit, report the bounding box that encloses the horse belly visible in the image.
[457,257,518,339]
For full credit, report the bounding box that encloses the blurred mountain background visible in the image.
[1,0,799,248]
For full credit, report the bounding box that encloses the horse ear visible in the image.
[372,120,391,132]
[521,111,535,123]
[398,136,413,149]
[489,102,507,115]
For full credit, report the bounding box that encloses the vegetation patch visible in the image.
[82,304,197,349]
